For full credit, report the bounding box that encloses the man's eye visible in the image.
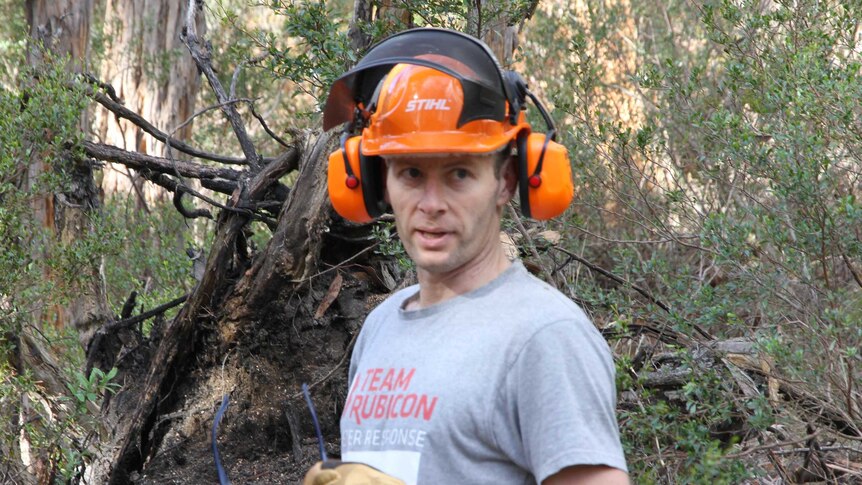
[453,168,469,179]
[406,167,422,178]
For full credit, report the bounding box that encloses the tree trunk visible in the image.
[26,0,110,343]
[25,0,99,388]
[94,0,205,203]
[467,0,538,65]
[12,2,111,483]
[26,0,91,71]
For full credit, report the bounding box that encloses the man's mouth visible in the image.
[417,229,446,239]
[415,229,451,247]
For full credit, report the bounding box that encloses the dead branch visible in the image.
[629,337,862,440]
[348,0,373,52]
[250,103,291,148]
[108,295,189,333]
[229,53,267,100]
[507,204,552,279]
[200,177,241,194]
[135,170,212,219]
[161,177,278,225]
[181,0,260,171]
[139,168,234,197]
[80,80,263,166]
[120,291,137,319]
[842,252,862,289]
[235,131,336,310]
[725,431,821,459]
[82,72,122,104]
[135,169,279,226]
[601,320,690,347]
[172,190,213,220]
[82,141,242,181]
[553,246,671,312]
[84,294,189,374]
[167,97,258,142]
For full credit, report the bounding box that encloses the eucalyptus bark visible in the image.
[467,0,538,65]
[26,0,110,345]
[25,0,101,392]
[94,0,205,201]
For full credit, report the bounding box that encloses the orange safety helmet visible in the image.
[361,63,527,156]
[324,28,573,222]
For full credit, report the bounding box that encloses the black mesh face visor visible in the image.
[322,28,512,131]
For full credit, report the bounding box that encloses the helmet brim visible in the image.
[360,124,526,157]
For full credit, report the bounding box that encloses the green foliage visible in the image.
[216,0,355,110]
[0,355,120,481]
[0,58,88,312]
[66,367,120,413]
[0,58,89,479]
[0,49,199,478]
[372,221,413,272]
[2,0,860,481]
[0,1,25,88]
[618,358,754,483]
[209,0,520,121]
[271,0,354,92]
[520,0,862,481]
[99,199,201,330]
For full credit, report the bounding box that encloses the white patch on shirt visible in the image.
[342,450,421,485]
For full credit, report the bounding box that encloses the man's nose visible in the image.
[417,177,446,214]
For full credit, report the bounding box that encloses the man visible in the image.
[307,28,628,485]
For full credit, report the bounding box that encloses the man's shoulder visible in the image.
[362,263,591,330]
[497,263,587,318]
[411,263,595,349]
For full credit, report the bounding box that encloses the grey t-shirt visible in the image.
[340,262,627,484]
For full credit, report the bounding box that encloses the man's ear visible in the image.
[498,156,518,205]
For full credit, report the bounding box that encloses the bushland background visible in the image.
[1,0,861,483]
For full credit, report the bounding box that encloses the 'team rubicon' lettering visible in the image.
[345,393,438,425]
[343,367,439,425]
[405,99,451,112]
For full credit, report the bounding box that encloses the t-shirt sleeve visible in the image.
[492,318,628,482]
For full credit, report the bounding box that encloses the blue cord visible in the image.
[302,383,328,461]
[212,394,231,485]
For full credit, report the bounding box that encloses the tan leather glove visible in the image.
[303,460,406,485]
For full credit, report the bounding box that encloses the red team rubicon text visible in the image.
[343,368,438,425]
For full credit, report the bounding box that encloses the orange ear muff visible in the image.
[516,131,574,220]
[328,135,374,222]
[327,136,388,223]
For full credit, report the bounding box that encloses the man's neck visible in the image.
[407,245,512,310]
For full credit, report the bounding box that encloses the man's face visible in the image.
[384,153,515,277]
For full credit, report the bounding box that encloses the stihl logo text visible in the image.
[404,99,451,112]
